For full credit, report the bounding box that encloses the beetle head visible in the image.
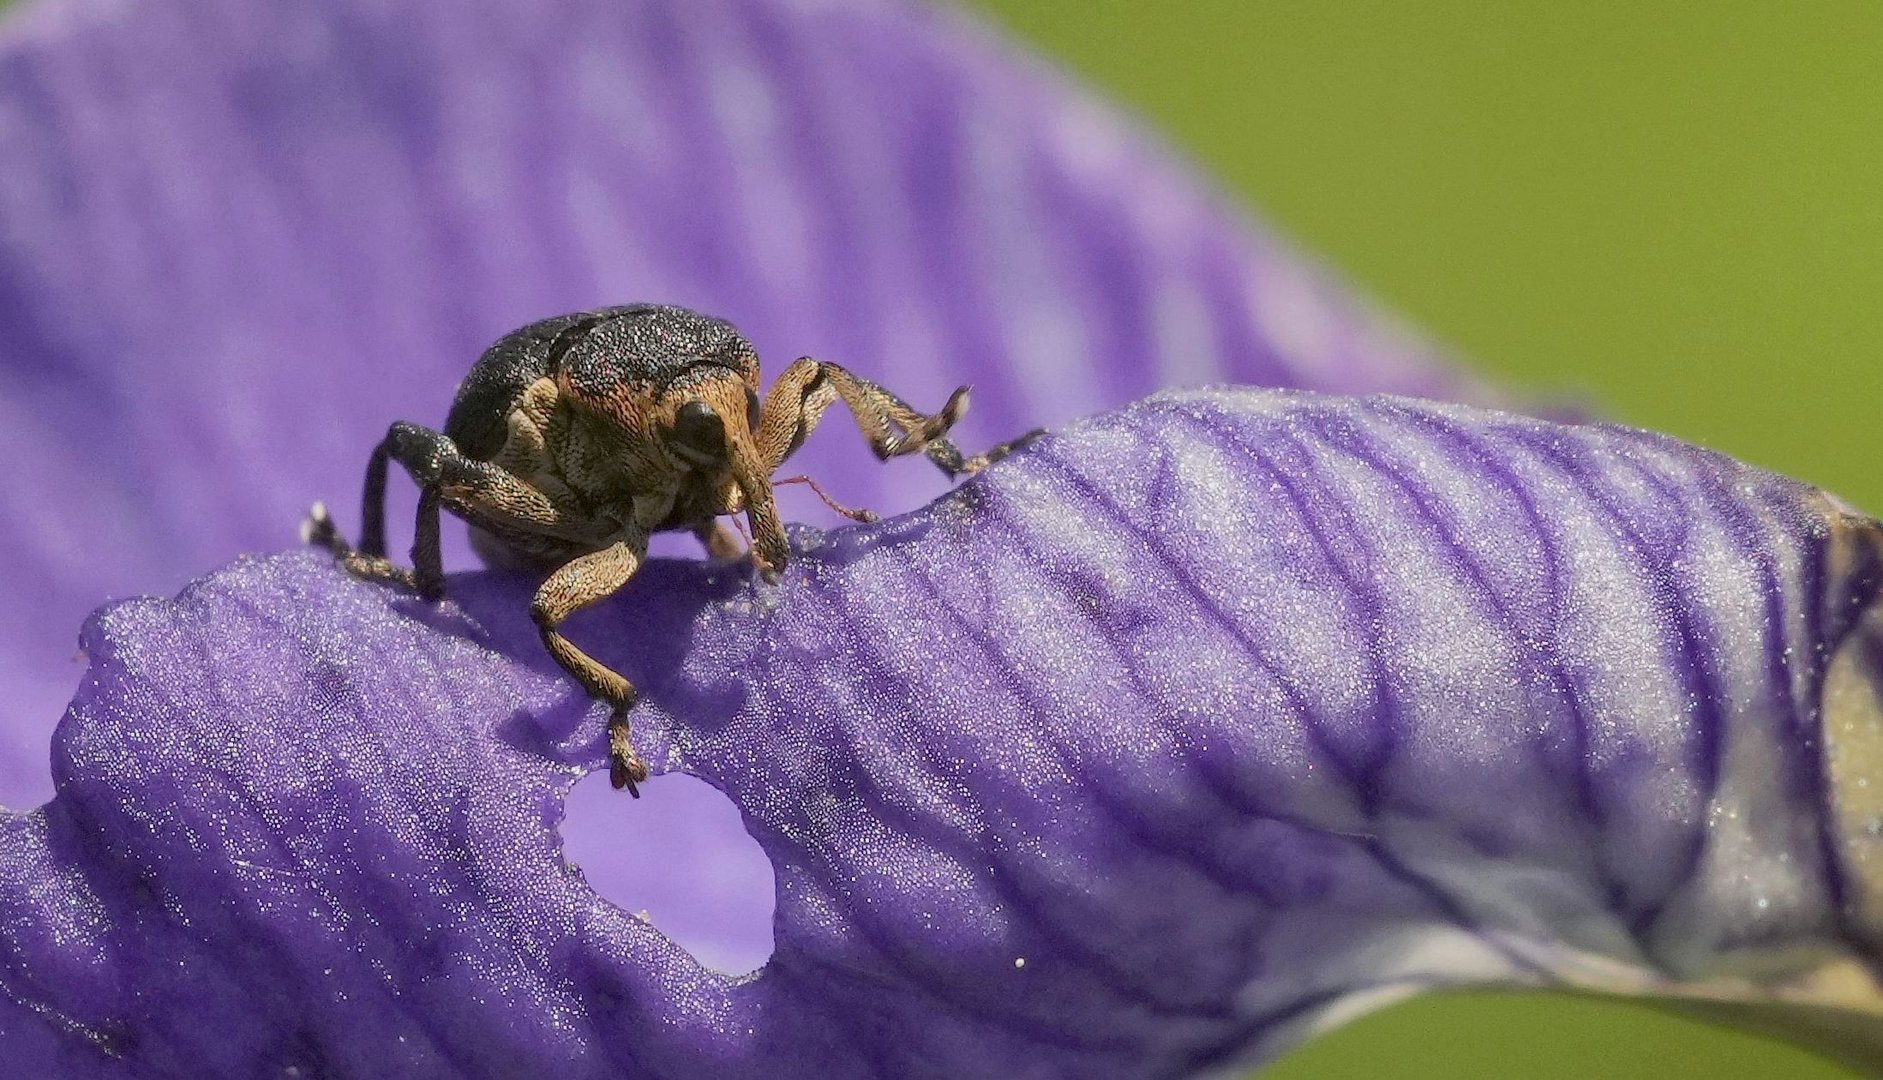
[654,367,764,470]
[653,371,788,579]
[545,304,787,575]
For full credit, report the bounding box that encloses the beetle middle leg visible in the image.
[311,421,590,599]
[532,538,652,795]
[305,486,445,601]
[692,520,745,561]
[306,421,461,599]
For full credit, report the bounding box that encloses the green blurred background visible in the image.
[960,2,1880,1078]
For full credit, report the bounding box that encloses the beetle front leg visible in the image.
[532,538,651,795]
[928,427,1047,477]
[754,359,1029,479]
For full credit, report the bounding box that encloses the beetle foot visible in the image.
[302,501,349,557]
[952,427,1047,477]
[306,503,448,599]
[338,552,424,593]
[750,534,790,585]
[608,710,647,797]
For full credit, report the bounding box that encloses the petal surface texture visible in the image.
[4,390,1880,1077]
[0,0,1478,808]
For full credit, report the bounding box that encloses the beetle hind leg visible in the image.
[309,421,482,599]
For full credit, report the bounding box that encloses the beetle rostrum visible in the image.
[305,304,1034,796]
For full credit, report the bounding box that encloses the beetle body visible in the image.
[308,304,1029,795]
[442,306,765,570]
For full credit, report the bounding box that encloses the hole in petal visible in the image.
[559,769,776,975]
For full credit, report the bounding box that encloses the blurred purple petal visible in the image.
[0,0,1485,809]
[4,390,1878,1075]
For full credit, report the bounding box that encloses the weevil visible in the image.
[306,304,1029,795]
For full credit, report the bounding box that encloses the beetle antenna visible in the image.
[777,474,880,523]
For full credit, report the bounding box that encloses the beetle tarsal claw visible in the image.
[750,554,785,586]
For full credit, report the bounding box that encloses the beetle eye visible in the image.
[745,387,762,434]
[673,400,727,461]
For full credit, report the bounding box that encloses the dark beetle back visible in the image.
[560,305,756,399]
[443,309,593,461]
[443,305,759,461]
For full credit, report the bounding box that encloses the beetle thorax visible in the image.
[485,379,658,524]
[495,374,756,535]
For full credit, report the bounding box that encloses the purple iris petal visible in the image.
[4,390,1880,1075]
[0,0,1481,810]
